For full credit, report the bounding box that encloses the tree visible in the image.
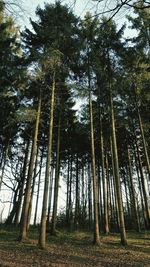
[79,13,101,245]
[22,2,80,248]
[39,49,61,249]
[19,90,41,241]
[0,2,26,190]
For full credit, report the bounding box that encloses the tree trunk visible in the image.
[14,140,30,225]
[34,147,44,226]
[110,137,120,232]
[135,141,150,229]
[110,89,127,246]
[124,173,131,223]
[127,147,140,232]
[46,167,54,226]
[51,113,61,234]
[74,154,79,229]
[39,72,55,249]
[88,162,92,230]
[105,153,110,233]
[97,159,103,231]
[27,146,39,229]
[5,184,19,225]
[66,156,70,225]
[68,155,73,231]
[89,91,100,245]
[0,145,8,191]
[19,95,41,241]
[109,165,116,229]
[101,125,109,234]
[134,86,150,179]
[81,162,86,226]
[135,161,146,229]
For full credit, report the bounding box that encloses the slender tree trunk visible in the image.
[101,126,109,234]
[97,86,103,232]
[134,87,150,179]
[97,159,103,231]
[5,184,19,225]
[110,89,127,246]
[34,147,44,226]
[87,42,100,244]
[14,140,30,225]
[51,113,61,234]
[105,153,110,232]
[68,155,73,231]
[27,146,39,229]
[66,155,70,225]
[124,173,131,224]
[127,147,140,232]
[89,91,100,245]
[81,162,86,226]
[137,109,150,179]
[88,162,92,230]
[8,191,14,219]
[135,161,146,229]
[130,118,149,229]
[0,145,8,191]
[39,72,55,249]
[110,137,120,232]
[74,154,79,229]
[110,167,116,229]
[19,95,41,241]
[135,141,150,229]
[46,167,54,226]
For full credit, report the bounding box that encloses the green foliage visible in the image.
[0,5,27,147]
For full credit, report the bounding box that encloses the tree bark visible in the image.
[74,154,79,229]
[34,147,44,226]
[127,147,140,232]
[39,72,55,249]
[110,89,127,246]
[51,112,61,234]
[110,137,120,231]
[5,184,19,225]
[0,145,8,191]
[135,141,150,229]
[101,125,109,234]
[88,162,92,230]
[134,86,150,179]
[14,140,30,225]
[89,91,100,245]
[19,95,41,241]
[105,153,110,233]
[27,145,39,229]
[46,167,54,226]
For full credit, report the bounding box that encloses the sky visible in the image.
[19,0,92,28]
[15,0,137,40]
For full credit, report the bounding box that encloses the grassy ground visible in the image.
[0,226,149,267]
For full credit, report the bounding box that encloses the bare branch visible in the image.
[2,180,15,191]
[91,0,150,19]
[3,0,27,21]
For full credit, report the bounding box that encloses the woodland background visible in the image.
[0,0,150,266]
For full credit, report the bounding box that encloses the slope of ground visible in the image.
[0,226,149,267]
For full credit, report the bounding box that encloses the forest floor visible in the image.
[0,226,149,267]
